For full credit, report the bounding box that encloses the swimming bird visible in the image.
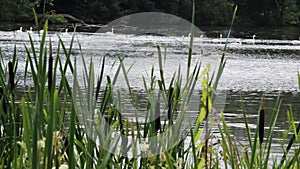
[212,34,222,44]
[39,29,47,34]
[244,34,256,44]
[105,27,114,35]
[144,52,154,57]
[292,36,300,44]
[26,27,33,34]
[199,35,204,43]
[16,27,23,33]
[292,39,300,45]
[62,28,69,36]
[180,32,192,42]
[229,38,242,46]
[199,48,212,57]
[252,35,256,44]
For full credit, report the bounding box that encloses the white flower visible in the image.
[59,164,69,169]
[17,141,27,151]
[52,164,68,169]
[175,158,183,169]
[139,141,149,152]
[38,139,45,150]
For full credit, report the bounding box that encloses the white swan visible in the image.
[105,27,114,35]
[199,48,212,57]
[229,38,242,46]
[144,52,154,57]
[39,29,47,34]
[26,27,33,34]
[180,33,191,42]
[243,34,256,44]
[199,35,204,43]
[62,28,69,36]
[291,36,300,45]
[252,35,256,44]
[181,35,184,42]
[212,34,222,44]
[292,39,300,45]
[16,27,23,33]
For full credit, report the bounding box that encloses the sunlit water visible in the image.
[1,30,300,159]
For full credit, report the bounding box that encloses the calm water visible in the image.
[0,28,300,157]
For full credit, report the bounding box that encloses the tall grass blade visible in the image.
[190,127,198,168]
[241,97,253,148]
[68,57,77,169]
[95,56,105,103]
[48,40,53,92]
[157,46,166,91]
[31,20,48,169]
[8,62,14,92]
[118,56,132,95]
[212,5,237,99]
[263,96,281,169]
[249,111,260,167]
[44,90,58,169]
[298,70,300,88]
[259,97,265,145]
[187,0,195,79]
[32,8,39,34]
[280,111,300,167]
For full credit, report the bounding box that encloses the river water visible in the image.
[0,28,300,157]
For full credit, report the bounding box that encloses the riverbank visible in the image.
[1,21,299,40]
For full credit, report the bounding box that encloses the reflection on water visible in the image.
[200,26,300,40]
[0,30,299,90]
[0,30,300,155]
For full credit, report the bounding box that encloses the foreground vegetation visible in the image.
[1,7,300,169]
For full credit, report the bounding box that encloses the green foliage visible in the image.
[47,15,68,24]
[283,0,300,25]
[196,0,233,25]
[0,0,16,22]
[0,0,300,26]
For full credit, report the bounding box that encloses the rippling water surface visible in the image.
[1,30,300,157]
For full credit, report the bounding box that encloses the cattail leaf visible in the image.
[259,109,265,145]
